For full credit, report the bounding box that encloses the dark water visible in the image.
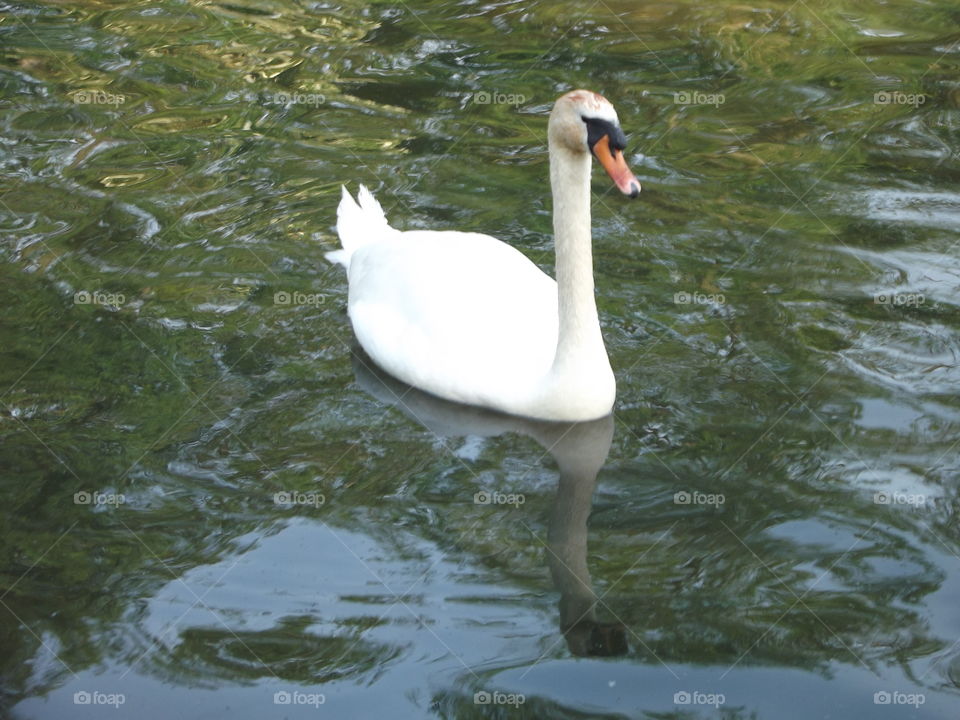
[1,0,959,718]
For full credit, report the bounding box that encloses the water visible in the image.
[1,0,958,717]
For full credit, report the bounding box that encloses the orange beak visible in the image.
[592,134,640,198]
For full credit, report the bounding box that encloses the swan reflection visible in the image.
[351,349,628,657]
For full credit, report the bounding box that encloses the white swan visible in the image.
[327,89,640,422]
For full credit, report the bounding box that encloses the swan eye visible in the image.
[582,117,627,152]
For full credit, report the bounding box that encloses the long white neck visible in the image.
[550,147,602,369]
[547,146,612,385]
[511,136,615,422]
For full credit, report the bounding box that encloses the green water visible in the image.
[1,0,959,717]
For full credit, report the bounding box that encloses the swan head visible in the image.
[549,90,641,198]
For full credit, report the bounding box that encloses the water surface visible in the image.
[1,0,959,718]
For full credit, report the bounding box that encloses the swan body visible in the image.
[328,90,639,421]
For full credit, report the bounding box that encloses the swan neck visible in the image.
[549,146,603,366]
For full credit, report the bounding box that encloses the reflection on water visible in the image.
[353,351,628,659]
[1,0,959,717]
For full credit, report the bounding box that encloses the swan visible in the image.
[327,89,640,422]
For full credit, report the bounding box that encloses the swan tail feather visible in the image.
[328,185,394,268]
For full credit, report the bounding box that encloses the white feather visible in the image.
[346,226,558,413]
[326,184,396,268]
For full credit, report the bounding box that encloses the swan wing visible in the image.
[346,229,558,412]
